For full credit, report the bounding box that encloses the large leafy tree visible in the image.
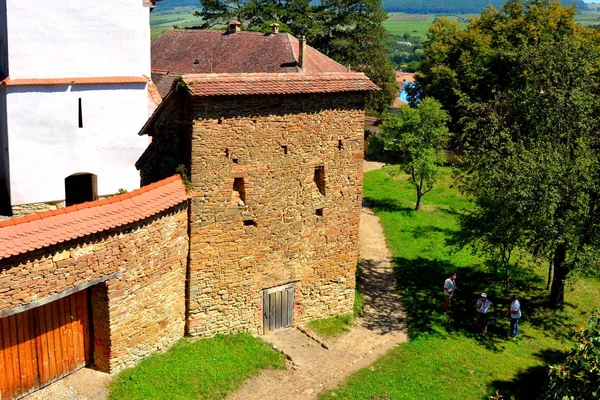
[380,98,450,211]
[195,0,398,111]
[459,36,600,308]
[412,0,584,135]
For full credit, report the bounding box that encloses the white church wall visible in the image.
[0,84,9,212]
[6,0,150,79]
[0,0,7,76]
[6,83,150,205]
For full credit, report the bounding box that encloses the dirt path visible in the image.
[229,160,406,400]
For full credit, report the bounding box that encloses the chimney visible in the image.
[228,20,241,34]
[298,35,306,70]
[270,23,280,35]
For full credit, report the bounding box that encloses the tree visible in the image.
[546,311,600,399]
[459,36,600,308]
[195,0,398,112]
[413,0,585,136]
[380,98,450,211]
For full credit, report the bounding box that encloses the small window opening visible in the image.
[243,219,257,226]
[225,148,229,158]
[316,208,324,217]
[193,59,200,64]
[282,145,288,155]
[65,173,98,206]
[233,177,246,204]
[232,158,239,164]
[314,166,325,196]
[78,98,83,128]
[338,139,344,150]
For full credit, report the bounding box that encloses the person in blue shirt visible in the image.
[476,293,492,334]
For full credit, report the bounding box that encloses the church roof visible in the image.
[151,29,347,76]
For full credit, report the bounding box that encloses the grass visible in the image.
[383,13,475,37]
[308,265,365,337]
[108,333,285,400]
[309,314,354,337]
[318,166,600,400]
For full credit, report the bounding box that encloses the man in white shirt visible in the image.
[443,273,457,315]
[509,293,521,338]
[476,293,492,334]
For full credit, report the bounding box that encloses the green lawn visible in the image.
[383,13,475,37]
[318,166,600,400]
[109,333,285,400]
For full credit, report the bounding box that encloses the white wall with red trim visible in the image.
[6,83,151,204]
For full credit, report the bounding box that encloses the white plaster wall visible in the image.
[0,0,7,76]
[6,84,150,204]
[6,1,151,79]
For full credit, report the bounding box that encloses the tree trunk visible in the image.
[550,245,567,309]
[415,191,422,211]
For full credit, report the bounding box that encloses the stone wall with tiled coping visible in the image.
[0,204,188,374]
[186,92,364,336]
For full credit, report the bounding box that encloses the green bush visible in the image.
[546,311,600,400]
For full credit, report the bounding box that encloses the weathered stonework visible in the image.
[0,205,189,373]
[186,92,364,336]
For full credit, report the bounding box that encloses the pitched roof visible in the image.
[151,30,346,75]
[0,175,188,260]
[1,76,148,86]
[182,72,379,97]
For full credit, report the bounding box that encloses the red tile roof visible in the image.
[183,72,379,96]
[1,76,148,86]
[151,30,346,75]
[0,175,188,260]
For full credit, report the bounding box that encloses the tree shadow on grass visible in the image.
[483,349,565,400]
[392,256,577,351]
[363,197,414,215]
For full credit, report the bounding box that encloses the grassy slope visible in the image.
[109,333,285,400]
[318,167,600,400]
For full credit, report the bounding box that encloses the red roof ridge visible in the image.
[0,175,188,260]
[2,76,149,86]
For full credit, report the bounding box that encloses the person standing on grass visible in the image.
[508,293,521,338]
[476,293,492,334]
[443,272,457,315]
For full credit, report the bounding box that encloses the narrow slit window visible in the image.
[225,148,229,158]
[338,139,344,150]
[314,166,325,196]
[282,145,288,155]
[78,98,83,128]
[233,177,246,203]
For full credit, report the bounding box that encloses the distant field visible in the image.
[150,7,600,38]
[383,13,475,37]
[150,6,201,37]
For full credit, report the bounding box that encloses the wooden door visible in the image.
[263,283,294,333]
[0,289,91,399]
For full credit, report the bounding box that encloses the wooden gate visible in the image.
[262,283,294,333]
[0,289,91,400]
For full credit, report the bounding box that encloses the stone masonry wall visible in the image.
[187,92,365,336]
[0,204,189,373]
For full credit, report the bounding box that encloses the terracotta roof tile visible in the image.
[2,76,148,86]
[0,175,188,260]
[151,30,346,76]
[182,72,379,96]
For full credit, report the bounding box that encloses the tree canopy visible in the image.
[457,32,600,308]
[195,0,398,111]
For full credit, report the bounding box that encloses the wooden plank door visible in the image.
[263,283,294,333]
[0,289,91,399]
